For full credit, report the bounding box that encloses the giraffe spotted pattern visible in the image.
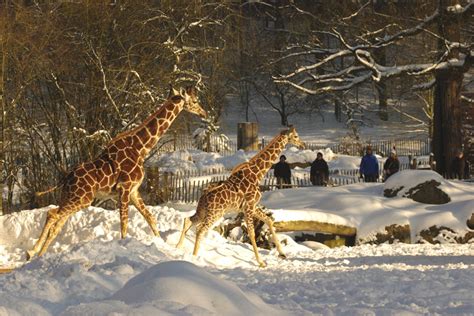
[27,87,207,260]
[177,127,305,267]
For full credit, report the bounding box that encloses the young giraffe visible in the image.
[27,86,207,260]
[176,126,305,267]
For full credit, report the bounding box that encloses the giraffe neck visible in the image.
[249,134,288,180]
[117,99,184,157]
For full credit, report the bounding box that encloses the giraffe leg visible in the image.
[130,192,160,238]
[245,215,266,268]
[37,213,73,256]
[193,226,207,256]
[254,206,286,259]
[31,196,92,258]
[192,217,216,256]
[27,207,60,260]
[176,217,193,248]
[118,186,131,239]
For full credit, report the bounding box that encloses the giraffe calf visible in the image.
[176,175,286,268]
[176,126,304,267]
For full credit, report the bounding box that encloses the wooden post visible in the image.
[0,184,3,215]
[173,131,177,151]
[237,122,258,151]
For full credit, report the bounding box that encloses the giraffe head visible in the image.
[169,86,207,119]
[283,126,305,149]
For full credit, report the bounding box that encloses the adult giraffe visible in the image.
[27,86,207,260]
[176,126,305,267]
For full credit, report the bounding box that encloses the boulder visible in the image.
[383,170,451,204]
[405,180,450,204]
[418,225,474,244]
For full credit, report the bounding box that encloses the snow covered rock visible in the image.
[63,260,287,316]
[383,170,451,204]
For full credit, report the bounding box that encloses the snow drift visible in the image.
[63,260,285,316]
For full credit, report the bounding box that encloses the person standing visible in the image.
[451,150,470,180]
[383,149,400,181]
[274,155,291,188]
[359,146,379,182]
[310,152,329,186]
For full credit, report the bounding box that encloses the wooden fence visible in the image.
[304,138,431,156]
[142,157,434,204]
[142,168,370,204]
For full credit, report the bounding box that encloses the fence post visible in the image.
[173,131,177,151]
[163,172,169,202]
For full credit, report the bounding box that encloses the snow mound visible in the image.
[147,147,352,173]
[279,147,335,163]
[0,205,187,267]
[153,149,198,172]
[383,170,453,204]
[328,154,361,170]
[216,149,251,169]
[64,260,287,316]
[384,170,448,197]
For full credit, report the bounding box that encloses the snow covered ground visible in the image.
[1,170,473,315]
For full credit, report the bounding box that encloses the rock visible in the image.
[418,225,474,244]
[383,187,403,198]
[405,180,451,204]
[294,232,355,247]
[383,170,451,204]
[374,224,411,244]
[467,214,474,230]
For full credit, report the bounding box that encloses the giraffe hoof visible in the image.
[26,250,35,261]
[278,253,287,259]
[258,261,267,268]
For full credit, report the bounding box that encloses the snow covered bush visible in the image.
[192,116,232,153]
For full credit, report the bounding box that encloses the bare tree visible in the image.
[274,0,472,173]
[1,0,236,212]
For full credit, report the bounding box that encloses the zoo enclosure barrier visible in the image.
[141,159,431,204]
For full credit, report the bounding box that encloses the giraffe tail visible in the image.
[35,185,60,197]
[35,170,73,197]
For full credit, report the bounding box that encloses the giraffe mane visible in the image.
[249,132,287,165]
[230,161,249,174]
[110,98,177,142]
[203,180,226,193]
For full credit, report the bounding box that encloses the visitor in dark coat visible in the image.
[451,151,470,180]
[383,149,400,181]
[359,146,379,182]
[274,155,291,188]
[310,152,329,186]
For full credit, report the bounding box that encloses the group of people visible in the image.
[274,146,400,187]
[274,145,470,188]
[359,145,400,183]
[273,153,329,188]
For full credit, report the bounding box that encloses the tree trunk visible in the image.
[432,0,464,176]
[433,69,464,175]
[1,0,11,215]
[279,91,288,126]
